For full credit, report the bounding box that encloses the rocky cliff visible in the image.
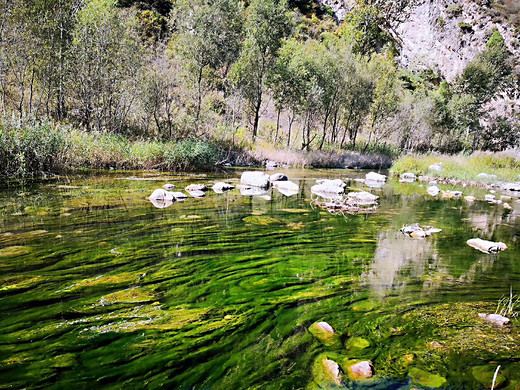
[317,0,519,82]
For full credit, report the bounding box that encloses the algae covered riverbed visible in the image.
[1,169,520,389]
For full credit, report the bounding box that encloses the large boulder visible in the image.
[240,171,270,188]
[347,191,379,205]
[308,321,342,349]
[427,186,440,196]
[467,238,508,254]
[311,179,346,197]
[188,190,206,198]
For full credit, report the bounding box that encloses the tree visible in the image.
[230,0,292,140]
[174,0,243,129]
[68,0,142,132]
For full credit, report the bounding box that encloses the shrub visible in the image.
[446,4,462,15]
[0,119,68,179]
[163,139,221,171]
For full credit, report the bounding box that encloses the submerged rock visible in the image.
[347,191,379,205]
[240,171,270,188]
[212,182,235,193]
[346,360,373,380]
[501,182,520,192]
[149,198,174,209]
[409,367,447,388]
[312,179,346,196]
[401,224,442,239]
[308,321,342,349]
[478,313,510,327]
[312,355,344,387]
[472,365,506,389]
[467,238,508,254]
[345,337,371,352]
[442,190,463,198]
[163,183,176,190]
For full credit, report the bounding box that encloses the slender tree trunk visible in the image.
[28,68,35,114]
[319,110,330,150]
[195,65,204,129]
[274,106,281,143]
[252,92,261,141]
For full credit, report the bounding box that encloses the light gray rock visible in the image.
[269,173,288,182]
[163,183,176,190]
[501,182,520,192]
[347,191,379,205]
[273,180,299,196]
[366,172,386,182]
[477,173,498,181]
[212,182,235,193]
[478,313,510,326]
[237,184,269,197]
[467,238,508,254]
[427,186,440,196]
[149,188,174,201]
[429,163,442,173]
[241,171,270,188]
[170,191,188,200]
[185,184,208,192]
[188,190,206,198]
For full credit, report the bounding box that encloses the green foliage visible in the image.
[479,116,519,151]
[458,21,473,31]
[163,139,221,171]
[0,119,68,179]
[338,0,393,55]
[437,17,445,27]
[446,3,462,16]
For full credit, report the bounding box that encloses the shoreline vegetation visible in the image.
[2,119,520,188]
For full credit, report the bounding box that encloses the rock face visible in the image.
[467,238,508,254]
[240,171,270,188]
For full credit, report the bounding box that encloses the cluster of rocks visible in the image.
[400,223,442,239]
[148,171,299,208]
[148,182,235,208]
[310,172,382,214]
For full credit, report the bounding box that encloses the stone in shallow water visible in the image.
[0,246,31,257]
[312,355,343,387]
[163,183,176,190]
[409,367,447,388]
[185,184,208,192]
[308,321,341,348]
[472,365,506,389]
[478,313,510,326]
[467,238,507,254]
[346,360,373,380]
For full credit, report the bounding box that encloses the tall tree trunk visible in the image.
[252,93,261,141]
[195,65,204,129]
[274,106,281,143]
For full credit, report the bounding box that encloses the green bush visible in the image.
[163,139,221,171]
[0,119,68,179]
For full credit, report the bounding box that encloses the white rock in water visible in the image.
[312,179,346,196]
[212,182,235,193]
[467,238,508,254]
[163,183,176,190]
[241,171,270,188]
[188,190,206,198]
[348,361,373,379]
[501,182,520,192]
[185,184,208,192]
[478,313,510,326]
[237,184,268,197]
[427,186,440,196]
[366,172,386,182]
[429,163,442,173]
[170,191,188,200]
[323,359,342,385]
[149,188,174,201]
[316,179,346,188]
[401,172,416,181]
[485,194,496,202]
[347,191,379,204]
[269,173,288,182]
[273,180,299,196]
[316,321,335,334]
[477,173,498,180]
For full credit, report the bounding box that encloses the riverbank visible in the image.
[0,120,393,181]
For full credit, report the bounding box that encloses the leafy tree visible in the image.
[230,0,292,140]
[174,0,243,129]
[69,0,142,132]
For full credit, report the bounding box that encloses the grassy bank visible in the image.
[0,120,395,181]
[390,153,520,183]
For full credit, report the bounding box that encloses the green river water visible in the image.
[1,169,519,389]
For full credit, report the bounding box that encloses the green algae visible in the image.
[472,365,507,389]
[0,246,31,257]
[308,321,342,349]
[409,367,447,388]
[345,336,371,352]
[242,215,281,225]
[1,170,520,389]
